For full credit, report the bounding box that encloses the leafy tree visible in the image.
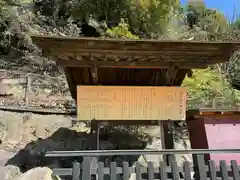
[225,52,240,90]
[232,18,240,29]
[182,69,240,109]
[105,19,139,39]
[125,0,181,38]
[185,1,229,40]
[217,18,240,91]
[71,0,180,38]
[0,0,7,16]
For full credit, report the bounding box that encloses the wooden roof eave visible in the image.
[187,108,240,119]
[30,35,240,69]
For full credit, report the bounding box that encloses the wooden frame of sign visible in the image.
[77,85,187,163]
[77,86,187,121]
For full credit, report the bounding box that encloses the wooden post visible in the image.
[90,119,99,150]
[24,74,32,106]
[24,74,29,106]
[23,74,30,122]
[166,120,176,163]
[160,121,167,163]
[160,120,175,165]
[90,119,99,180]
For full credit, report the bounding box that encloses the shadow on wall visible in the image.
[5,126,151,172]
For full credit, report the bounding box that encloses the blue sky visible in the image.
[180,0,240,21]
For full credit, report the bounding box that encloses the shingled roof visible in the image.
[30,35,240,100]
[31,35,240,69]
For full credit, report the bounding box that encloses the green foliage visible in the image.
[72,0,180,38]
[182,69,240,109]
[225,52,240,89]
[72,0,125,20]
[106,19,139,39]
[231,17,240,31]
[202,9,229,34]
[186,1,229,38]
[0,0,7,18]
[125,0,181,37]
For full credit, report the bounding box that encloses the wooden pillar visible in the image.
[160,120,175,165]
[90,119,99,150]
[90,119,99,180]
[89,67,99,150]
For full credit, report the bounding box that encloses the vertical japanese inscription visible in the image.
[77,86,187,120]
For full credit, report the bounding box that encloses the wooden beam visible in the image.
[53,52,222,63]
[56,58,209,69]
[93,120,159,126]
[49,48,224,57]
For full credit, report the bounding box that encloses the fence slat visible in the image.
[122,161,129,180]
[82,157,91,180]
[208,160,217,180]
[160,161,167,180]
[110,162,117,180]
[231,160,240,180]
[183,161,191,180]
[196,154,207,180]
[72,162,80,180]
[171,161,180,180]
[136,162,142,180]
[98,162,104,180]
[148,162,154,180]
[220,160,229,180]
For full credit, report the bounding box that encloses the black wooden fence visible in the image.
[46,149,240,180]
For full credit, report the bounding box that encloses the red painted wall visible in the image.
[187,115,240,165]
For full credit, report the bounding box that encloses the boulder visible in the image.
[0,165,22,180]
[16,167,60,180]
[129,138,163,180]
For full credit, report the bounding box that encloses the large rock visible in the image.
[0,121,7,142]
[174,139,193,166]
[0,111,23,146]
[16,167,60,180]
[22,114,72,141]
[0,165,22,180]
[0,150,17,166]
[129,138,163,180]
[0,110,73,151]
[129,137,163,168]
[139,126,161,138]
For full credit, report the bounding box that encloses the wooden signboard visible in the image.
[77,86,187,120]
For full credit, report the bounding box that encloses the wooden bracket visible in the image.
[90,66,98,85]
[166,63,179,85]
